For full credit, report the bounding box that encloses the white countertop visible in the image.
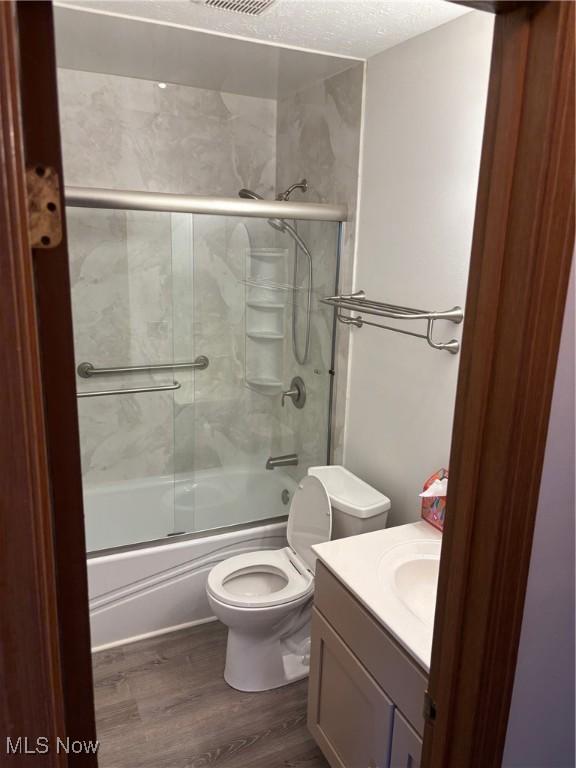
[313,520,442,671]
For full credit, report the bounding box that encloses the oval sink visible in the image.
[393,556,439,624]
[378,539,441,626]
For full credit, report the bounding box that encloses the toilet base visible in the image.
[222,606,312,692]
[224,628,310,692]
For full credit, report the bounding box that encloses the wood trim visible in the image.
[1,0,573,765]
[451,1,541,14]
[14,1,98,756]
[423,2,575,767]
[0,2,67,763]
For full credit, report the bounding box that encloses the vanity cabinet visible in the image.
[389,711,423,768]
[308,562,427,768]
[309,610,394,768]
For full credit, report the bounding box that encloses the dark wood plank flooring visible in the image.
[92,621,329,768]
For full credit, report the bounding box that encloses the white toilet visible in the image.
[206,465,391,692]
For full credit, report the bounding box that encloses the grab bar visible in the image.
[77,355,209,378]
[77,381,181,398]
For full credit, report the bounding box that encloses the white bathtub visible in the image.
[86,468,295,649]
[84,467,296,552]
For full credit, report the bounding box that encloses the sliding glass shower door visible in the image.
[67,199,340,553]
[172,214,340,537]
[69,207,183,550]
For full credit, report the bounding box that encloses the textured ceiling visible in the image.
[54,6,359,99]
[55,0,471,60]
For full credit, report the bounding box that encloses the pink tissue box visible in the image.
[421,468,448,532]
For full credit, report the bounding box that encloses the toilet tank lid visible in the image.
[307,465,391,519]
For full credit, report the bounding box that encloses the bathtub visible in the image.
[86,468,295,649]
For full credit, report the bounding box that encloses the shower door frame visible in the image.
[0,2,573,768]
[66,191,344,555]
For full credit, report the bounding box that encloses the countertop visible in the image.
[313,520,442,671]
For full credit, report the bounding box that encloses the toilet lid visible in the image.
[287,476,332,574]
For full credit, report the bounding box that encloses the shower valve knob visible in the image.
[281,376,306,409]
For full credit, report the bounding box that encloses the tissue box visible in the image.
[421,468,448,531]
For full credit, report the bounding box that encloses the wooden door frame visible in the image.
[0,2,97,765]
[0,1,573,767]
[425,1,574,766]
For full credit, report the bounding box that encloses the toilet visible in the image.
[206,465,391,692]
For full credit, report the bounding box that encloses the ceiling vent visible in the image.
[203,0,277,15]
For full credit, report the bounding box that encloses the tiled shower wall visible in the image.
[60,69,279,485]
[58,69,277,197]
[276,64,364,462]
[59,63,363,488]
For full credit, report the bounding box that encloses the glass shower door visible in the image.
[172,213,340,536]
[68,206,181,551]
[270,217,340,478]
[68,200,341,551]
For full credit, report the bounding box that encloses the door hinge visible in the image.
[26,165,63,249]
[423,690,437,723]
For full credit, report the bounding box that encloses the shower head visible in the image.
[267,217,286,232]
[238,188,264,200]
[238,188,286,231]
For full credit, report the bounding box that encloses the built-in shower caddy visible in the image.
[244,246,288,394]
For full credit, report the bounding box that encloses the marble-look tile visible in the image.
[58,69,277,197]
[69,206,177,485]
[61,61,363,527]
[276,64,364,463]
[77,392,174,484]
[61,69,278,491]
[68,209,174,387]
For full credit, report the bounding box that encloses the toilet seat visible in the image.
[207,476,332,610]
[207,548,313,609]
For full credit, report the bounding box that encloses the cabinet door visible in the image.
[390,710,423,768]
[308,609,394,768]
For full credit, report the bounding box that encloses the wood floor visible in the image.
[92,621,330,768]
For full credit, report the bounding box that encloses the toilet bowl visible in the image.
[206,467,391,692]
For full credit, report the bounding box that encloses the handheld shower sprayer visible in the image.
[238,186,313,365]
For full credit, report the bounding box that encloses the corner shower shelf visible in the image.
[246,300,286,310]
[322,290,464,354]
[249,248,288,257]
[246,331,285,340]
[243,279,294,292]
[244,245,287,396]
[245,377,284,392]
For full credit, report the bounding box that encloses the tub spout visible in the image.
[266,454,299,470]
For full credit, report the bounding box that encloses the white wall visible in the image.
[344,12,493,526]
[503,265,575,768]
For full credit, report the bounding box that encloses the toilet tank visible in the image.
[307,465,391,539]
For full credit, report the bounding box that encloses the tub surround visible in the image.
[58,69,277,197]
[59,62,361,515]
[276,64,364,463]
[60,69,280,491]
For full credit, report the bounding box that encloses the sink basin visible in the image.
[312,521,443,669]
[378,540,441,626]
